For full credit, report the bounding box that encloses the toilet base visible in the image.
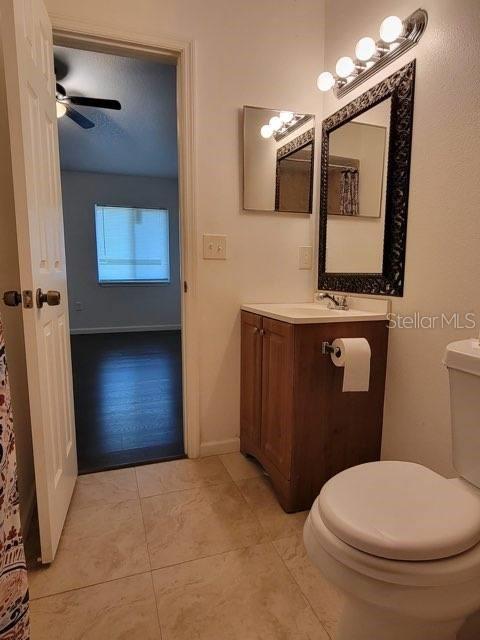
[337,596,464,640]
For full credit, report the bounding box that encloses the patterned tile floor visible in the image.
[27,454,342,639]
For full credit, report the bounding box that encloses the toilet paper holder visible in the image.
[322,341,341,357]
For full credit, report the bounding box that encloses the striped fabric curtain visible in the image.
[0,317,30,639]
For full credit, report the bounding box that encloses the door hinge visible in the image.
[183,281,188,293]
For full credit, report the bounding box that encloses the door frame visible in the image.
[50,15,200,458]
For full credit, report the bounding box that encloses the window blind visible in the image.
[95,206,170,283]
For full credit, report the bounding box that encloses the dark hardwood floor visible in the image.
[70,330,184,474]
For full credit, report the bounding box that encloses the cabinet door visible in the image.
[240,312,263,450]
[261,318,294,478]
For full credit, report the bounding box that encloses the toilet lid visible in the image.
[318,461,480,561]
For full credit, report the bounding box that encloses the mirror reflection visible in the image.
[325,98,391,273]
[243,106,315,213]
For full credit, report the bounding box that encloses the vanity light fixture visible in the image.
[260,124,273,139]
[269,115,283,131]
[259,111,308,140]
[355,37,376,62]
[280,111,294,123]
[316,8,427,98]
[335,56,355,79]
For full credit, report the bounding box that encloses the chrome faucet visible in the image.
[317,292,349,310]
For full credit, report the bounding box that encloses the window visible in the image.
[95,206,170,284]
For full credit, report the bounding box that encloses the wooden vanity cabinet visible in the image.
[240,311,389,512]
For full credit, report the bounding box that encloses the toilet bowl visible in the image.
[304,338,480,640]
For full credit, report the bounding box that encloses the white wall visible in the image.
[323,0,480,482]
[61,171,181,332]
[0,45,35,533]
[41,0,326,452]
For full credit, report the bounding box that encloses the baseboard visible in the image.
[20,484,36,541]
[199,437,240,457]
[70,324,181,335]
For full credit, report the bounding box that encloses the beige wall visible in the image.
[5,0,478,541]
[326,107,389,273]
[0,46,35,533]
[243,107,277,211]
[41,0,325,453]
[323,0,480,479]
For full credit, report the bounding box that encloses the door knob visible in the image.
[36,288,61,308]
[2,290,22,307]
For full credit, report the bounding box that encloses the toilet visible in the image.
[304,338,480,640]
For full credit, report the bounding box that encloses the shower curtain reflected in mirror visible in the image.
[340,167,359,216]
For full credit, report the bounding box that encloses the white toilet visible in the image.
[304,338,480,640]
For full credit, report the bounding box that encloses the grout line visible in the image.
[137,478,236,501]
[270,535,335,640]
[29,568,152,602]
[136,469,153,573]
[149,570,163,640]
[217,453,236,481]
[149,540,271,576]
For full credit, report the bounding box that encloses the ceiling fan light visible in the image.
[56,101,67,118]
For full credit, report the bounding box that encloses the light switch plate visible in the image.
[299,246,313,270]
[203,234,227,260]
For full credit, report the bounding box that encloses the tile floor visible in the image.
[28,453,342,639]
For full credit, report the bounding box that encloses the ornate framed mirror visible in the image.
[318,60,416,296]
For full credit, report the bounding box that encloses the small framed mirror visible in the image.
[318,61,416,296]
[243,106,315,213]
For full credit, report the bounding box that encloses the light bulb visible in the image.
[280,111,294,123]
[355,36,376,62]
[317,71,335,92]
[379,16,403,43]
[335,56,355,79]
[260,124,273,139]
[269,116,283,131]
[56,101,67,118]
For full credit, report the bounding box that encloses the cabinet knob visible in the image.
[259,329,266,336]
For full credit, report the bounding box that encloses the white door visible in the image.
[1,0,77,563]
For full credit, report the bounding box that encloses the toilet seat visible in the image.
[307,499,480,587]
[318,461,480,561]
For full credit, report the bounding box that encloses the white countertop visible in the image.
[241,301,388,324]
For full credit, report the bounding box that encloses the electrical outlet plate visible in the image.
[203,234,227,260]
[299,246,313,270]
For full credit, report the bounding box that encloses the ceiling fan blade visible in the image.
[65,105,95,129]
[68,96,121,110]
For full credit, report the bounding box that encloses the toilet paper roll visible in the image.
[331,338,371,392]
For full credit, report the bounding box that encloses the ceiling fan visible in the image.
[55,82,121,129]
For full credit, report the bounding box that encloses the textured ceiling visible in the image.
[55,46,178,178]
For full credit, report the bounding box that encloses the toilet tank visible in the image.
[444,339,480,488]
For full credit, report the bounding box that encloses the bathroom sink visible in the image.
[240,302,388,324]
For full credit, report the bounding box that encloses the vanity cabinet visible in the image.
[240,311,389,512]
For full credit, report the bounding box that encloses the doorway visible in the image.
[1,0,199,561]
[56,44,185,472]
